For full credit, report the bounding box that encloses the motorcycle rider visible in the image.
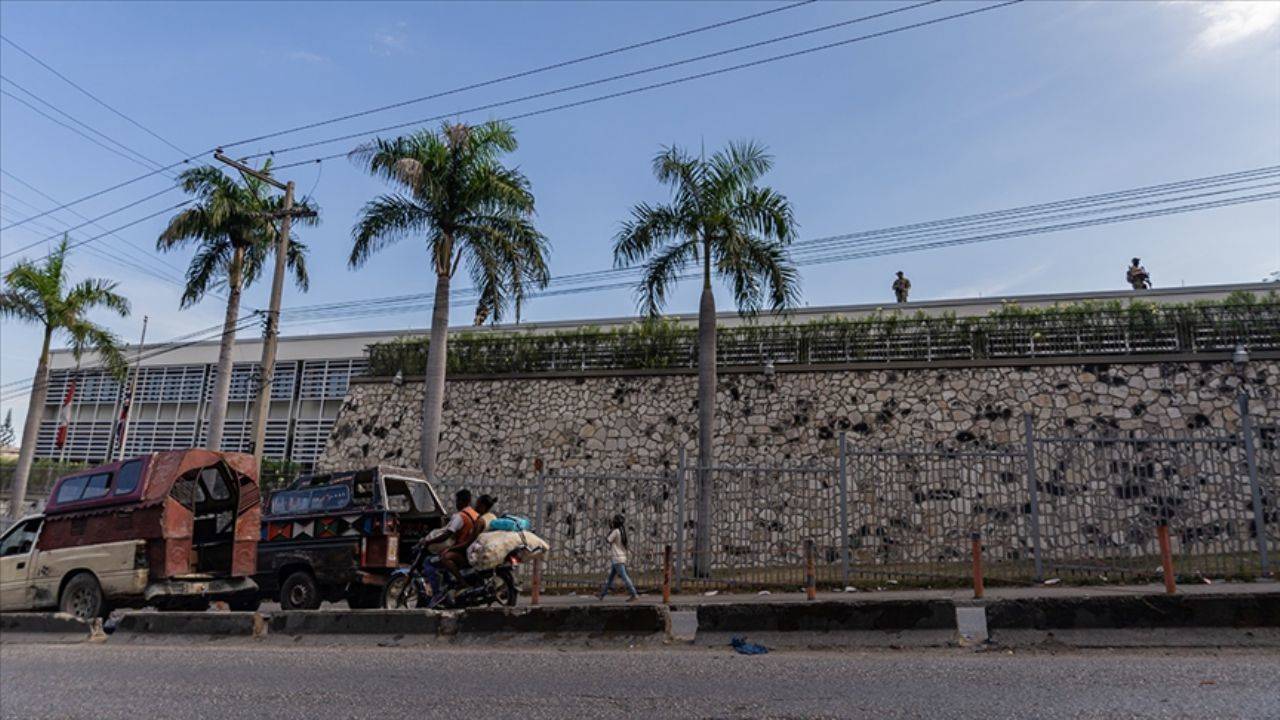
[420,489,479,605]
[429,493,497,606]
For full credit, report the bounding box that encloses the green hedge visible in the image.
[366,291,1280,377]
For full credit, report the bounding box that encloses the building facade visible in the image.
[33,281,1272,468]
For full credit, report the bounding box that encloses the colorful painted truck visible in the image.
[0,450,260,620]
[253,466,446,609]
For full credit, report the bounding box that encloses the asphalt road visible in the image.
[3,643,1278,720]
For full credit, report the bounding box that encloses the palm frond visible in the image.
[349,194,433,269]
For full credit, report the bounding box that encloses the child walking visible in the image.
[598,514,639,601]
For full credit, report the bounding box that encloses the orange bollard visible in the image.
[662,544,672,604]
[805,539,817,601]
[971,532,985,600]
[531,556,542,605]
[1157,524,1176,595]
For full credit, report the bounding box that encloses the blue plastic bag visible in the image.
[731,636,769,655]
[487,514,532,532]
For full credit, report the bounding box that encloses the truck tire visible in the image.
[279,570,321,610]
[59,573,105,621]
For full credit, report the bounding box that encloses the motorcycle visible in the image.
[382,538,536,610]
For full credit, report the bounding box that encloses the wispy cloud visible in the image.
[945,261,1052,300]
[371,22,411,56]
[288,50,328,64]
[1185,1,1280,51]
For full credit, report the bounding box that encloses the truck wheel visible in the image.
[59,573,105,620]
[279,571,321,610]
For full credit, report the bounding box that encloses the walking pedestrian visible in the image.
[598,514,640,601]
[892,271,911,303]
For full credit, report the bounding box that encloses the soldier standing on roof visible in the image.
[892,271,911,303]
[1126,258,1151,290]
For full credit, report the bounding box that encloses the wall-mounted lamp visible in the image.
[393,369,404,386]
[763,359,776,379]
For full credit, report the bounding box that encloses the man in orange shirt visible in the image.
[425,489,479,603]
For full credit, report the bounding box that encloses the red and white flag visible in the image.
[55,376,78,448]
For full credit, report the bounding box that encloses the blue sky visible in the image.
[1,0,1278,428]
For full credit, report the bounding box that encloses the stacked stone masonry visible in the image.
[320,360,1278,584]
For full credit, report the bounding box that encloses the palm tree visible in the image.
[613,141,799,575]
[157,163,316,452]
[350,120,549,482]
[1,236,130,521]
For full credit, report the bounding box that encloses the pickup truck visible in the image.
[254,466,445,609]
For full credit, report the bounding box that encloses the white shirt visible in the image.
[607,528,627,564]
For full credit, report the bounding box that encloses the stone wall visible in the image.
[319,358,1278,584]
[320,359,1278,476]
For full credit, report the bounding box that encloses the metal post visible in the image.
[971,531,985,599]
[1239,392,1270,577]
[804,538,817,601]
[662,544,672,604]
[674,447,687,593]
[116,316,148,460]
[1022,413,1044,582]
[838,431,850,587]
[1157,523,1177,595]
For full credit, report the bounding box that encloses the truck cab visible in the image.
[256,466,444,609]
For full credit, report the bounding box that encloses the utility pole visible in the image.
[214,151,314,468]
[116,315,148,461]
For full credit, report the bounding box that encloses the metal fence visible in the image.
[440,410,1276,593]
[368,303,1280,376]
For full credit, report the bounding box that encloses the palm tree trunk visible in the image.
[694,240,716,577]
[7,326,53,526]
[420,270,452,484]
[205,246,244,451]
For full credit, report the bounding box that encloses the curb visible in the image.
[112,612,266,639]
[696,599,955,633]
[458,605,671,637]
[983,593,1280,630]
[268,610,442,637]
[0,613,94,644]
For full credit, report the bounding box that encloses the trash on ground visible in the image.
[704,590,719,597]
[886,580,899,585]
[1043,578,1061,585]
[757,590,771,596]
[731,636,769,655]
[843,586,859,593]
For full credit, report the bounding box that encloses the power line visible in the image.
[0,2,828,228]
[0,88,170,173]
[0,163,188,232]
[218,0,820,151]
[0,183,183,260]
[0,33,191,157]
[0,169,190,277]
[0,314,262,403]
[0,75,175,175]
[244,0,943,161]
[272,168,1279,325]
[270,0,1023,172]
